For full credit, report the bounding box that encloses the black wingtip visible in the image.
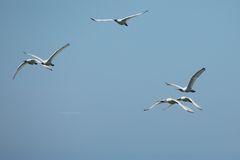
[144,109,149,111]
[199,67,206,72]
[90,18,96,21]
[64,43,70,47]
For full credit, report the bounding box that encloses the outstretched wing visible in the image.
[121,10,149,22]
[90,18,114,22]
[186,67,205,90]
[185,97,203,110]
[173,99,194,113]
[144,101,161,111]
[165,82,183,90]
[24,52,44,63]
[47,43,70,64]
[12,61,28,80]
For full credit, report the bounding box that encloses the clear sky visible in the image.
[1,0,240,160]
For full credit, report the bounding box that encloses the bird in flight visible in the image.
[144,98,194,113]
[24,43,70,69]
[91,10,149,26]
[165,67,206,93]
[177,96,203,110]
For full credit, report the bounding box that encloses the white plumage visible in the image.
[13,59,40,79]
[91,10,149,26]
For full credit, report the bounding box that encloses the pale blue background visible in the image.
[0,0,240,160]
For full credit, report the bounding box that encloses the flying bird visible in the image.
[91,10,149,26]
[24,43,70,69]
[177,96,203,110]
[165,67,206,93]
[144,98,194,113]
[13,59,40,79]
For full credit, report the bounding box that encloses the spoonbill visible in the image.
[165,67,205,93]
[91,10,149,26]
[144,98,194,113]
[23,43,70,69]
[177,96,203,110]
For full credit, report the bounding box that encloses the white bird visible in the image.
[165,67,206,93]
[91,10,149,26]
[177,96,203,110]
[13,59,40,80]
[24,43,70,69]
[144,98,194,113]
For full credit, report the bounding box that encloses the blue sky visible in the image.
[0,0,240,160]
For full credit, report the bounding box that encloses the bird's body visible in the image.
[114,19,128,26]
[24,43,70,69]
[177,96,203,110]
[91,10,149,26]
[144,98,194,113]
[13,59,40,79]
[166,67,206,93]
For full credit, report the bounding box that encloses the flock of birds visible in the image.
[13,10,206,113]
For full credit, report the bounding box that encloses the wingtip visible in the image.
[144,109,149,111]
[12,74,16,80]
[90,18,96,21]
